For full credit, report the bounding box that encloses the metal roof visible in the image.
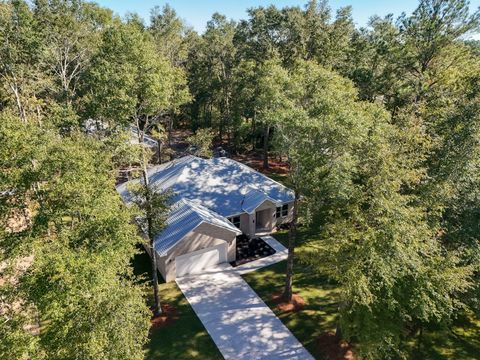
[241,188,280,214]
[117,156,294,217]
[129,126,158,148]
[154,198,241,256]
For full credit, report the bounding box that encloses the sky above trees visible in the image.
[96,0,480,36]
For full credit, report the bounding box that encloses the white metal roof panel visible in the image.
[117,156,294,217]
[241,188,280,214]
[154,198,241,256]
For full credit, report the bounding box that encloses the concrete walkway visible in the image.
[176,237,314,360]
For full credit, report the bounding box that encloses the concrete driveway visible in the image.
[176,237,314,360]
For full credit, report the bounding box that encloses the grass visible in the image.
[243,225,339,359]
[243,259,339,359]
[132,249,222,360]
[243,225,480,359]
[409,315,480,360]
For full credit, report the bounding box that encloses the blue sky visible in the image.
[95,0,480,37]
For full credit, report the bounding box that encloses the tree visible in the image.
[186,127,215,158]
[34,0,112,105]
[304,0,355,70]
[254,58,291,169]
[128,179,170,318]
[187,13,237,142]
[399,0,480,103]
[273,60,364,302]
[85,19,190,316]
[346,15,403,104]
[149,4,190,67]
[150,124,168,164]
[0,113,150,359]
[149,4,193,144]
[277,61,474,357]
[0,0,46,123]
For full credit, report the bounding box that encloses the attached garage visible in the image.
[151,199,242,282]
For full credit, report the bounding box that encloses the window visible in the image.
[229,216,240,228]
[276,207,281,218]
[276,204,289,218]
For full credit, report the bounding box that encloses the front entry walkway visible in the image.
[176,237,314,360]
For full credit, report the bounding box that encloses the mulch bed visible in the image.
[317,332,355,360]
[271,292,307,313]
[230,236,276,267]
[150,303,179,330]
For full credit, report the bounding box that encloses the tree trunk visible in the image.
[416,326,423,353]
[252,110,256,150]
[335,300,347,340]
[283,190,299,302]
[224,86,231,148]
[263,124,270,169]
[11,83,26,123]
[157,141,163,164]
[139,130,162,317]
[167,116,173,147]
[219,104,224,145]
[335,323,343,340]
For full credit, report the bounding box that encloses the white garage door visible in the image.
[175,243,227,278]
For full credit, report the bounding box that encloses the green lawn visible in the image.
[243,226,340,360]
[243,226,480,360]
[132,249,222,360]
[409,314,480,359]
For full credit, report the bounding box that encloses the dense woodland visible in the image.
[1,0,480,358]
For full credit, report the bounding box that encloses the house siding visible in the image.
[275,201,295,225]
[158,222,237,282]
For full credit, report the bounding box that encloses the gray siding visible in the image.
[158,222,237,282]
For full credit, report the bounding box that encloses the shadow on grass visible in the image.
[132,247,222,360]
[242,258,340,359]
[242,235,480,360]
[408,314,480,360]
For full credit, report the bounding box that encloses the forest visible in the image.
[1,0,479,359]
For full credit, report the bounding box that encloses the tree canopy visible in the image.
[1,0,479,358]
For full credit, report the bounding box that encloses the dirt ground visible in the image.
[231,153,289,175]
[150,303,179,330]
[317,332,355,360]
[271,292,307,313]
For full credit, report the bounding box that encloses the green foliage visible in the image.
[186,128,215,158]
[149,4,192,66]
[254,58,292,126]
[24,246,149,360]
[128,182,170,238]
[84,18,190,131]
[187,13,236,137]
[0,113,149,359]
[1,0,480,358]
[0,0,47,122]
[270,60,476,358]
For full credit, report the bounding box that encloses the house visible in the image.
[117,155,295,281]
[128,126,159,149]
